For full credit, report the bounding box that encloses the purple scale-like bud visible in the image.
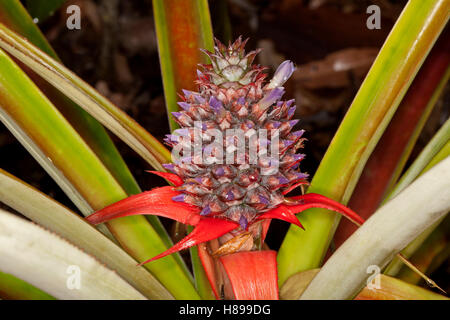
[271,121,281,129]
[293,153,305,161]
[200,205,211,216]
[293,172,309,180]
[174,128,190,136]
[259,195,269,205]
[177,102,191,111]
[172,194,185,202]
[237,97,246,105]
[163,163,175,172]
[172,112,182,119]
[283,139,294,148]
[291,130,305,138]
[209,96,223,112]
[226,190,234,201]
[288,106,296,118]
[266,60,295,90]
[194,177,204,184]
[278,175,290,185]
[259,87,285,110]
[289,119,299,127]
[194,94,206,104]
[239,215,248,230]
[244,121,254,129]
[165,134,178,143]
[286,99,295,108]
[182,89,195,98]
[214,166,225,176]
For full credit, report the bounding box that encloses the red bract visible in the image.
[220,251,279,300]
[86,172,363,267]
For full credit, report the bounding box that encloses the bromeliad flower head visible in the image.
[165,37,307,230]
[86,37,363,268]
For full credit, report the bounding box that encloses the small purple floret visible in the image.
[194,94,206,104]
[200,205,211,216]
[239,215,248,230]
[174,128,190,136]
[163,163,175,172]
[172,112,182,119]
[259,195,269,205]
[288,106,296,117]
[272,121,281,129]
[278,175,290,185]
[209,96,223,112]
[286,99,295,108]
[182,89,194,98]
[283,139,294,147]
[294,172,309,180]
[177,102,191,111]
[194,177,203,184]
[165,134,178,143]
[291,130,305,138]
[293,153,305,161]
[289,119,299,127]
[267,61,295,90]
[215,167,225,176]
[172,194,185,202]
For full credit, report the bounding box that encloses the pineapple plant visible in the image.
[87,38,364,298]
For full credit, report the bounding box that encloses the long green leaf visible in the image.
[0,168,173,299]
[277,0,449,285]
[383,119,450,276]
[388,117,450,200]
[299,157,450,299]
[153,0,214,131]
[0,271,55,300]
[0,49,198,299]
[0,209,146,300]
[280,269,447,300]
[334,34,450,246]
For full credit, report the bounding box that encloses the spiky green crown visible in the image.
[164,37,307,230]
